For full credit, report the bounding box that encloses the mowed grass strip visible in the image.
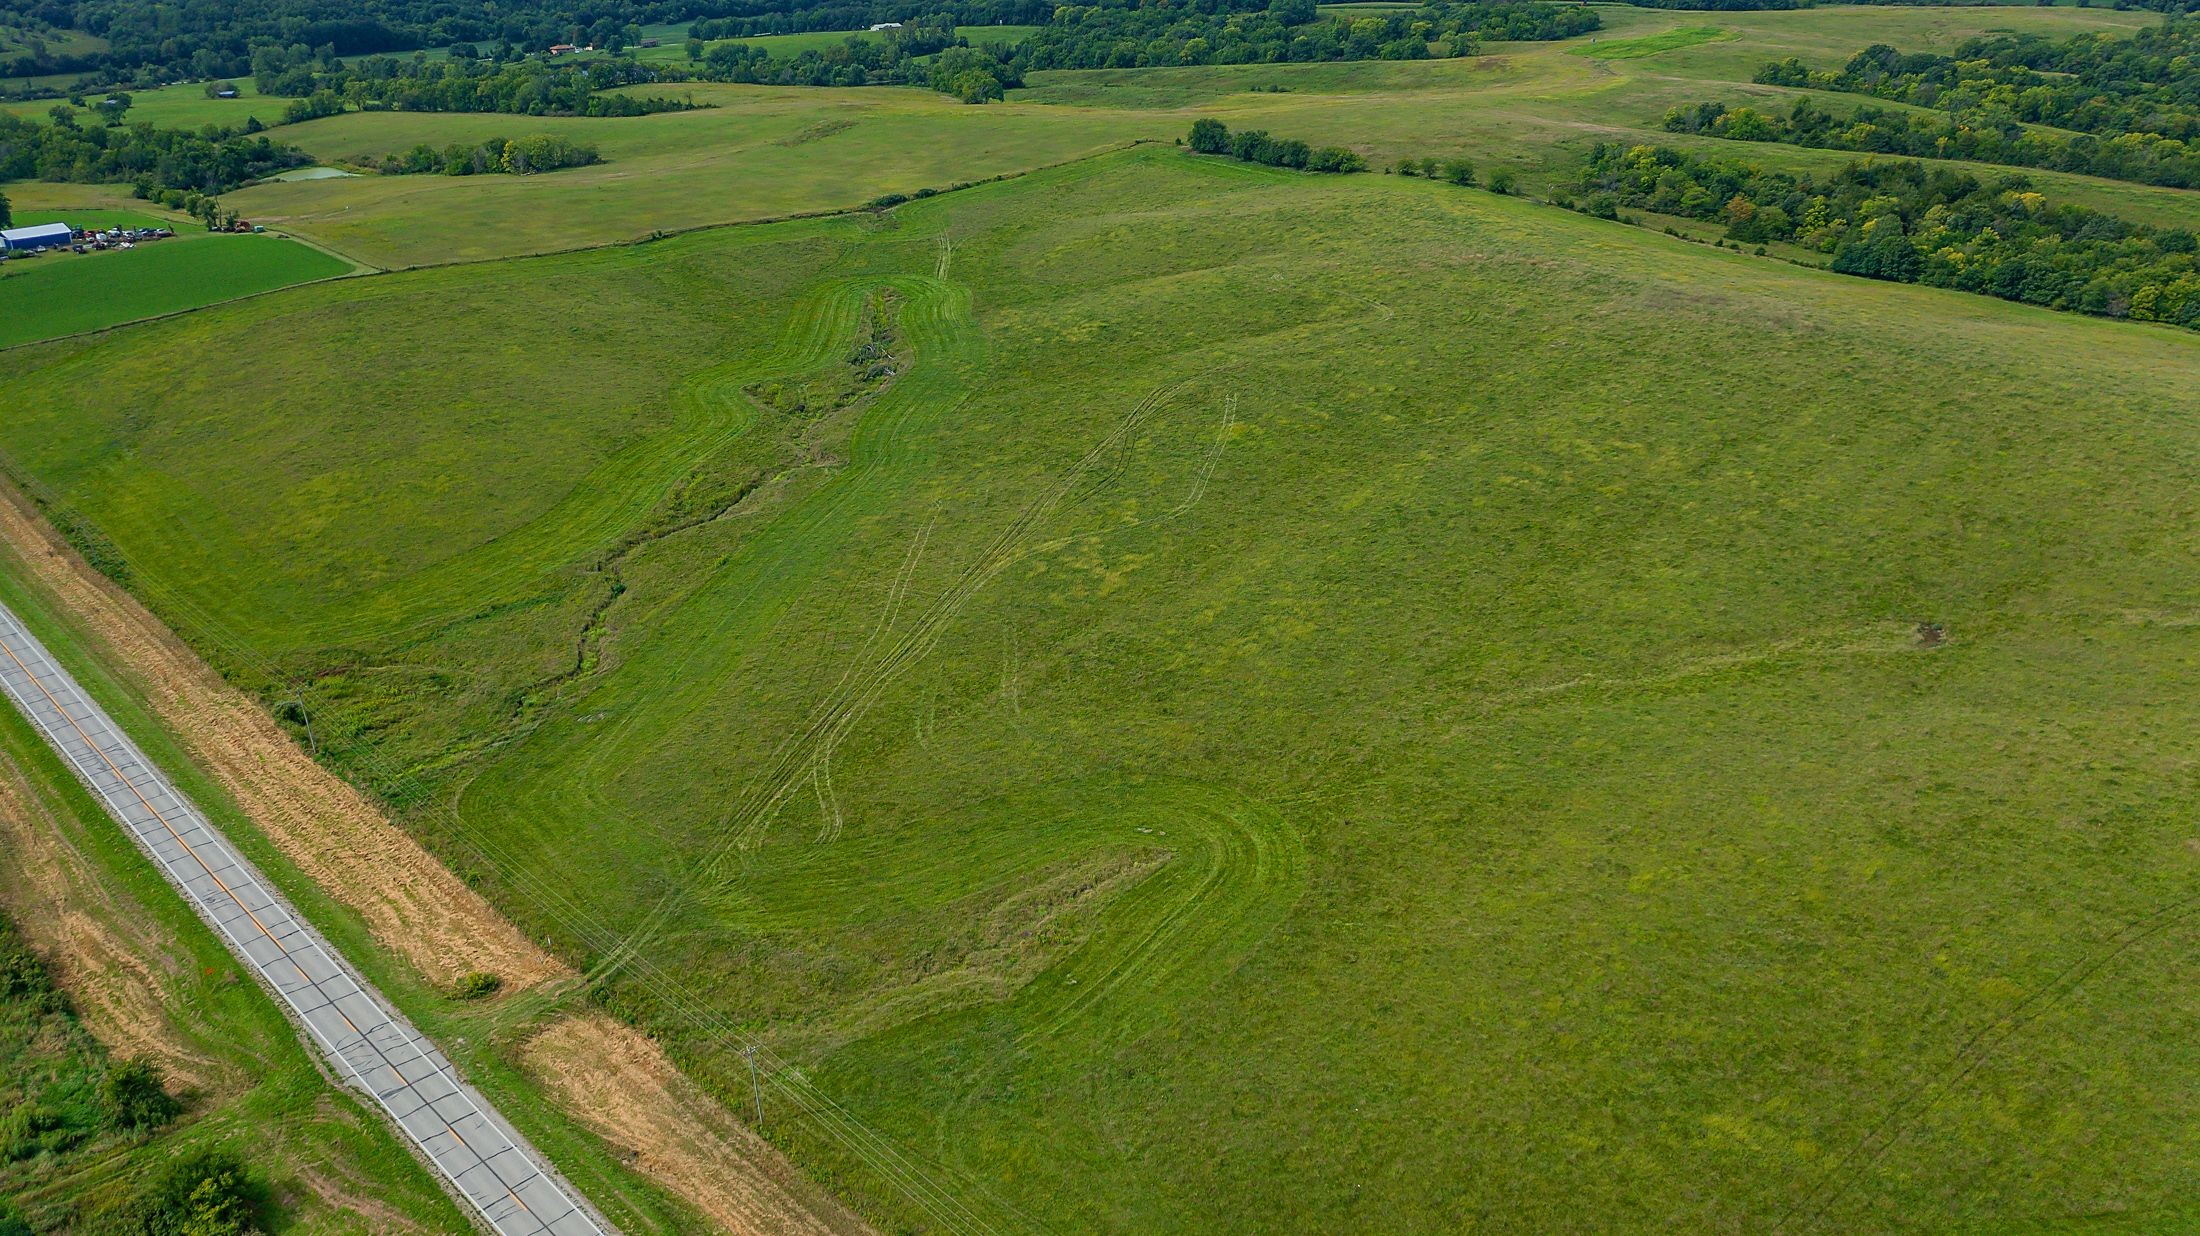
[1571,25,1735,59]
[0,229,353,347]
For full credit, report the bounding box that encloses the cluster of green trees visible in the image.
[1573,142,2200,328]
[1,0,705,81]
[0,109,308,193]
[1018,0,1596,71]
[0,0,1058,86]
[1394,152,1516,192]
[1750,21,2200,183]
[1665,94,2200,188]
[377,131,601,174]
[694,16,1017,97]
[250,48,696,117]
[1187,117,1365,170]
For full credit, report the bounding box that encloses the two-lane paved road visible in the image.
[0,597,613,1236]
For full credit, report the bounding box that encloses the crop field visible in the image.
[0,216,354,348]
[8,134,2200,1233]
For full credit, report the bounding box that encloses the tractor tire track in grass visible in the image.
[1773,889,2200,1234]
[514,258,1294,1072]
[712,775,1306,1060]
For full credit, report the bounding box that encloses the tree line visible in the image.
[1188,117,1366,171]
[249,46,698,117]
[377,132,601,174]
[1570,141,2200,329]
[1749,20,2200,183]
[1663,94,2200,189]
[1393,152,1516,193]
[1016,0,1596,71]
[0,108,308,194]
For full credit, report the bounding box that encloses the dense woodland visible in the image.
[1573,142,2200,328]
[1016,0,1595,70]
[1748,20,2200,182]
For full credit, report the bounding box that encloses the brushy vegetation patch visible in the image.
[0,907,224,1233]
[0,913,112,1165]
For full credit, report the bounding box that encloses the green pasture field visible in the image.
[9,143,2200,1233]
[219,85,1146,266]
[0,218,354,348]
[139,1,2183,271]
[1572,25,1738,59]
[0,24,103,67]
[0,78,272,130]
[0,576,466,1234]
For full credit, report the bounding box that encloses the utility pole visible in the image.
[743,1044,763,1130]
[289,682,319,756]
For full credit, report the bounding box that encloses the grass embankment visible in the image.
[0,577,466,1233]
[0,215,353,348]
[0,515,744,1234]
[7,144,2200,1232]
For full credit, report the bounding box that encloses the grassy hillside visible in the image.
[160,2,2189,270]
[6,144,2200,1233]
[226,86,1147,266]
